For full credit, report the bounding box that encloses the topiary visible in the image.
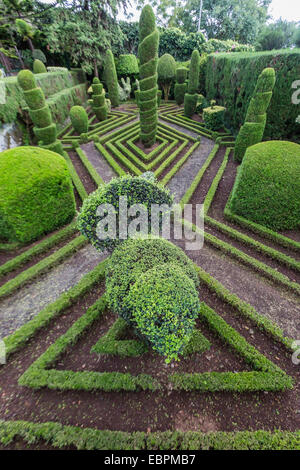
[198,54,208,94]
[203,103,226,130]
[138,5,159,147]
[77,174,173,253]
[33,59,47,74]
[17,69,63,155]
[91,77,107,121]
[116,54,139,79]
[0,146,76,243]
[234,67,276,163]
[174,67,187,105]
[229,140,300,231]
[157,89,162,107]
[105,237,200,362]
[70,105,88,135]
[104,49,119,107]
[157,53,176,101]
[184,49,200,117]
[196,94,208,113]
[125,263,200,362]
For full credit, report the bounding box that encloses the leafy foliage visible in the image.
[104,49,119,107]
[70,105,88,134]
[157,53,176,101]
[0,146,75,243]
[77,174,173,253]
[184,49,199,117]
[229,141,300,231]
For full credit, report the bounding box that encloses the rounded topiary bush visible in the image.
[77,174,173,253]
[229,141,300,231]
[105,237,200,362]
[70,105,88,134]
[0,147,76,243]
[157,53,176,101]
[116,54,139,78]
[33,59,47,74]
[125,263,201,362]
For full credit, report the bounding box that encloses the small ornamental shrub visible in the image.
[32,49,47,64]
[0,146,75,243]
[125,263,200,362]
[157,53,176,101]
[196,94,208,113]
[77,174,173,253]
[229,141,300,231]
[184,49,200,117]
[33,59,47,74]
[104,49,119,107]
[203,104,226,130]
[234,67,276,163]
[105,236,199,315]
[70,105,88,134]
[174,67,187,105]
[138,5,159,147]
[17,69,63,155]
[92,77,107,121]
[116,54,139,79]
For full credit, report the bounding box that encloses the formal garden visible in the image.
[0,0,299,451]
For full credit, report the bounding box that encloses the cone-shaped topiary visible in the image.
[157,53,176,102]
[184,50,200,117]
[17,69,64,155]
[91,77,107,121]
[234,67,276,163]
[104,50,119,107]
[138,5,159,148]
[0,146,76,243]
[33,59,47,74]
[174,67,187,105]
[70,105,88,134]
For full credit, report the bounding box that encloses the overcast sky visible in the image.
[117,0,300,23]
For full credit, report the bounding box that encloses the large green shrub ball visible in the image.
[0,147,76,243]
[116,54,139,78]
[125,263,201,362]
[229,141,300,231]
[70,105,88,134]
[105,237,199,325]
[77,175,173,253]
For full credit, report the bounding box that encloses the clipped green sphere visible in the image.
[229,141,300,231]
[0,147,76,243]
[33,59,47,74]
[157,53,176,82]
[17,69,36,91]
[70,105,88,135]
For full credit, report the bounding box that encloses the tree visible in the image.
[119,21,139,55]
[184,49,200,117]
[256,19,298,50]
[138,4,159,148]
[157,53,176,101]
[137,0,271,45]
[104,49,119,107]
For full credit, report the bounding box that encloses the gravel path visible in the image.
[159,118,199,139]
[81,142,117,183]
[166,136,215,202]
[0,245,106,338]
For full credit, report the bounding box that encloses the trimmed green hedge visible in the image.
[116,54,139,78]
[0,421,299,450]
[205,49,300,141]
[184,50,200,117]
[229,141,300,231]
[33,59,47,74]
[70,105,88,134]
[203,105,226,131]
[104,50,119,107]
[0,146,76,244]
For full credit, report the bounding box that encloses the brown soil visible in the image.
[0,274,299,435]
[68,150,98,194]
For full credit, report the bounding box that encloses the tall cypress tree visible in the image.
[138,5,159,148]
[105,49,119,108]
[184,49,200,118]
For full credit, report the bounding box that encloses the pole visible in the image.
[197,0,203,32]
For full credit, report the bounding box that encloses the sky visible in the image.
[117,0,300,23]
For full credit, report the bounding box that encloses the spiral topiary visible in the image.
[91,77,107,121]
[105,237,200,363]
[174,67,187,105]
[184,50,200,117]
[33,59,47,74]
[70,105,88,135]
[234,67,276,163]
[104,50,119,107]
[138,5,159,148]
[17,69,63,155]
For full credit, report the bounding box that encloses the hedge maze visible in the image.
[0,98,299,450]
